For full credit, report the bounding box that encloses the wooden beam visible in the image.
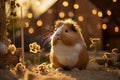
[0,0,6,41]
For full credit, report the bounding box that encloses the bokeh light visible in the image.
[68,11,74,17]
[98,11,103,17]
[92,9,97,15]
[62,1,69,7]
[59,12,65,18]
[112,0,117,3]
[102,24,107,30]
[47,9,53,14]
[28,27,34,34]
[73,4,79,9]
[107,10,112,16]
[78,16,84,22]
[24,22,29,28]
[37,20,43,27]
[27,13,33,19]
[114,26,119,32]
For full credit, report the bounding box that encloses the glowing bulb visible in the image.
[62,1,69,7]
[47,9,53,14]
[92,9,97,15]
[98,11,103,17]
[112,0,117,2]
[102,24,107,30]
[107,10,112,16]
[24,22,29,28]
[114,26,119,32]
[73,4,79,9]
[28,27,34,34]
[68,11,74,17]
[27,13,33,19]
[37,20,43,27]
[78,16,84,22]
[59,12,65,18]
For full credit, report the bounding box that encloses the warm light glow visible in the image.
[47,9,53,14]
[92,9,97,15]
[59,12,65,18]
[27,13,33,19]
[25,22,29,28]
[37,20,43,27]
[73,4,79,9]
[107,10,112,16]
[102,24,107,30]
[114,26,119,32]
[28,27,34,34]
[35,0,41,6]
[62,1,69,7]
[112,0,117,2]
[78,16,84,22]
[98,11,103,17]
[68,11,74,17]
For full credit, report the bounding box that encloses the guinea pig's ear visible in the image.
[71,24,77,32]
[54,20,64,31]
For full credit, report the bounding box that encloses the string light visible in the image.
[102,24,107,30]
[68,11,74,17]
[73,4,79,9]
[114,26,119,32]
[112,0,117,3]
[47,9,53,14]
[28,27,34,34]
[27,13,33,19]
[24,22,29,28]
[36,20,43,27]
[62,1,69,7]
[78,16,84,22]
[98,11,103,17]
[107,10,112,16]
[59,12,65,18]
[92,9,97,15]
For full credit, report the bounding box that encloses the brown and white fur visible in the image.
[50,19,89,70]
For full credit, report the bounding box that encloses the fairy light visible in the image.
[73,4,79,9]
[47,9,53,14]
[28,27,34,34]
[107,10,112,16]
[102,24,107,30]
[62,1,69,7]
[98,11,103,17]
[78,16,84,22]
[59,12,65,18]
[68,11,74,17]
[92,9,97,15]
[24,22,29,28]
[112,0,117,3]
[114,26,119,32]
[27,13,33,19]
[37,20,43,27]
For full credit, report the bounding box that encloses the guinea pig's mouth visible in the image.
[56,34,61,40]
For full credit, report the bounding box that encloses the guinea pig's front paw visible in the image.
[55,67,64,71]
[71,68,79,72]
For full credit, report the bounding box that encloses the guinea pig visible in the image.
[50,19,89,70]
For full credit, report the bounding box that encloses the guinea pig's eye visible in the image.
[65,30,68,33]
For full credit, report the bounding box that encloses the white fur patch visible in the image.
[55,24,64,35]
[52,41,82,67]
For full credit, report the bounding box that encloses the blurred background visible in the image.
[5,0,120,52]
